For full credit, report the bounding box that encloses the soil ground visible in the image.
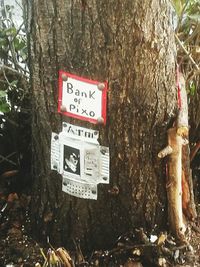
[1,190,200,267]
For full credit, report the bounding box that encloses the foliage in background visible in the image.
[172,0,200,173]
[172,0,200,95]
[0,1,31,184]
[0,2,28,114]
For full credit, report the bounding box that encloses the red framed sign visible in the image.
[58,71,107,125]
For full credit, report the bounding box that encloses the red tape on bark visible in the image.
[176,65,182,109]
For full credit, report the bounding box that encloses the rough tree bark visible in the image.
[29,0,177,250]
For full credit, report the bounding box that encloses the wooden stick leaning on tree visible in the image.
[158,71,196,242]
[158,127,187,241]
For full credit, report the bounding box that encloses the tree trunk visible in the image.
[29,0,177,250]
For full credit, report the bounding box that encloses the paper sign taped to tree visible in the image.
[51,133,60,172]
[62,122,99,144]
[50,128,110,200]
[58,71,107,124]
[58,132,110,184]
[62,177,97,200]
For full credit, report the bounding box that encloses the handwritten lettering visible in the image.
[67,83,95,99]
[69,104,95,117]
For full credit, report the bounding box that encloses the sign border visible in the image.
[58,70,107,125]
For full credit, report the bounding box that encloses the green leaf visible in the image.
[0,29,7,38]
[172,0,186,16]
[14,38,26,51]
[188,14,200,22]
[5,27,17,37]
[0,90,7,98]
[10,80,18,86]
[0,102,10,113]
[187,81,196,96]
[0,38,8,47]
[189,83,196,95]
[20,47,28,60]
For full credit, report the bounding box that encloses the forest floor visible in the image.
[1,191,200,266]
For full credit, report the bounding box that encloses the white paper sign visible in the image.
[62,78,101,118]
[58,71,107,124]
[51,133,60,172]
[84,148,99,177]
[59,134,102,183]
[99,146,110,184]
[62,177,97,200]
[50,127,110,200]
[62,122,99,144]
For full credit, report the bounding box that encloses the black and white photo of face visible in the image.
[63,145,80,175]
